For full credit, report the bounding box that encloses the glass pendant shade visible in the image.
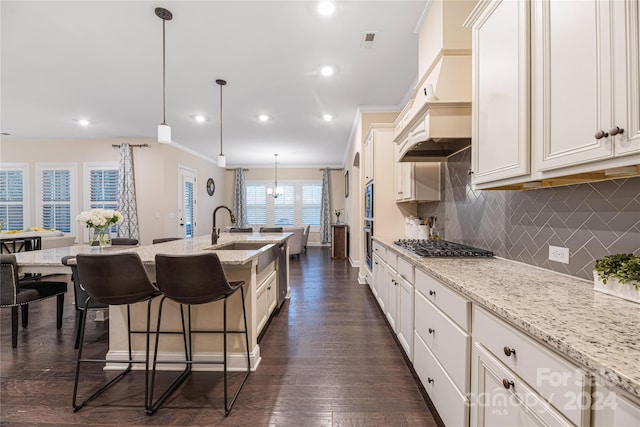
[158,124,171,144]
[217,154,226,167]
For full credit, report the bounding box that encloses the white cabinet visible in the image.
[591,378,640,427]
[471,344,573,427]
[394,147,441,203]
[467,0,531,185]
[396,273,414,361]
[255,269,277,334]
[364,132,374,183]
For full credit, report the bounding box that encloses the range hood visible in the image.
[395,45,472,162]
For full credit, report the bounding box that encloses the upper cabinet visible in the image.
[468,0,530,185]
[364,131,374,184]
[467,0,640,190]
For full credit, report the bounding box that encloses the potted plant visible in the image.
[593,253,640,303]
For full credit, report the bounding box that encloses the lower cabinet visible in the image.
[255,269,277,334]
[471,344,573,427]
[396,274,414,361]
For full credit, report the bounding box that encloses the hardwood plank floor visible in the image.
[1,247,436,426]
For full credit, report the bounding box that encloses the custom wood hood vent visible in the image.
[394,1,474,162]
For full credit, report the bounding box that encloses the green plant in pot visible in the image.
[593,254,640,303]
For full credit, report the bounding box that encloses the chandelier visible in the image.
[267,154,283,198]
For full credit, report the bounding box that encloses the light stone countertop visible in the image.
[13,232,291,269]
[374,236,640,400]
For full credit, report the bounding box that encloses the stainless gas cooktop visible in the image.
[393,239,494,258]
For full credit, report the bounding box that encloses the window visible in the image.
[84,163,119,235]
[245,180,322,229]
[246,184,267,225]
[36,163,77,235]
[0,164,28,231]
[302,184,322,226]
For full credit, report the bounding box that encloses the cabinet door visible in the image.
[396,275,414,360]
[364,133,374,183]
[371,254,382,299]
[471,0,530,185]
[402,162,414,201]
[613,0,640,156]
[395,160,405,201]
[471,344,573,427]
[386,271,398,332]
[532,0,614,171]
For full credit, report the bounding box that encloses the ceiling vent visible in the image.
[360,32,376,48]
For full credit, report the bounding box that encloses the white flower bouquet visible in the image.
[77,209,123,248]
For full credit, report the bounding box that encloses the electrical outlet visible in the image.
[549,245,570,264]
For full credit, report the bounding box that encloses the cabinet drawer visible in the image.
[396,257,413,284]
[372,241,385,258]
[385,251,397,271]
[614,393,640,426]
[415,269,470,331]
[414,332,469,427]
[473,306,590,426]
[472,343,573,427]
[415,291,470,393]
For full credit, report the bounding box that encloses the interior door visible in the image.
[178,166,196,239]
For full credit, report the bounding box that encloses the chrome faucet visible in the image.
[212,205,236,244]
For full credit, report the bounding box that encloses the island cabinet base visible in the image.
[105,260,280,372]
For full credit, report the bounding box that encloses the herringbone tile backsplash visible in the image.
[417,149,640,280]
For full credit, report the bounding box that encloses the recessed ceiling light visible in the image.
[194,115,206,123]
[320,65,334,77]
[323,114,333,122]
[317,2,336,16]
[77,119,90,127]
[259,114,269,122]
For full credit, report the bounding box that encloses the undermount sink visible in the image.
[212,242,269,251]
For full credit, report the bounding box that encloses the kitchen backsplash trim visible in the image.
[417,149,640,280]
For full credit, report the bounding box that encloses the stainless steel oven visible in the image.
[364,220,373,270]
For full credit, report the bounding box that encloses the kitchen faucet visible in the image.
[212,205,236,244]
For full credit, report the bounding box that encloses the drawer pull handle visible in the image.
[427,377,434,384]
[429,290,436,296]
[595,129,609,139]
[428,328,435,334]
[609,126,624,136]
[502,379,514,390]
[503,346,516,357]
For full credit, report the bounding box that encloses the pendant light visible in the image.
[267,154,283,198]
[216,79,227,167]
[156,7,173,144]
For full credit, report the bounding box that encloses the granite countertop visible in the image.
[374,236,640,400]
[13,232,291,268]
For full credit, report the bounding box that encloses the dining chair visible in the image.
[72,253,159,413]
[152,237,183,244]
[147,253,250,416]
[259,227,283,233]
[1,254,67,348]
[111,238,139,245]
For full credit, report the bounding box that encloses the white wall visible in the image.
[0,138,231,245]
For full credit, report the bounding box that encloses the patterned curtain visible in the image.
[319,168,331,243]
[233,168,247,227]
[117,143,139,239]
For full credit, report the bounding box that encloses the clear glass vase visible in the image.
[90,226,112,249]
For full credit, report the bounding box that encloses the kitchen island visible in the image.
[13,232,292,371]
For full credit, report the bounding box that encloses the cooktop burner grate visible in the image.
[393,239,494,258]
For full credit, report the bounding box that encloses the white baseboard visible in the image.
[105,345,261,372]
[307,242,330,247]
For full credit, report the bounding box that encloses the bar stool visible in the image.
[72,253,158,412]
[147,253,250,416]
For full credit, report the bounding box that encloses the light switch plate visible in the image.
[549,245,570,264]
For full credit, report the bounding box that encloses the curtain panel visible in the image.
[117,143,139,239]
[319,168,331,243]
[233,168,247,228]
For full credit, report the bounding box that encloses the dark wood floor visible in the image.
[1,247,436,426]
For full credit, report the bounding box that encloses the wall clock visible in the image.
[206,178,215,196]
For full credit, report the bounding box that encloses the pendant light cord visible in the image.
[162,17,167,126]
[219,83,223,156]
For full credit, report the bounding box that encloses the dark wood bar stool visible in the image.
[72,253,158,412]
[147,253,250,416]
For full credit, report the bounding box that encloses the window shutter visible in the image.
[41,169,72,232]
[274,185,295,225]
[0,169,25,230]
[184,180,194,237]
[246,184,267,225]
[302,184,322,225]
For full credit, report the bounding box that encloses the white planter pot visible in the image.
[593,272,640,304]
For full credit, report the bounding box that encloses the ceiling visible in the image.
[1,1,426,167]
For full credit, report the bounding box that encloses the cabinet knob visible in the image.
[502,379,515,390]
[503,346,516,357]
[428,328,435,334]
[609,126,624,136]
[429,290,436,296]
[595,130,609,140]
[467,169,474,175]
[427,377,434,384]
[374,262,378,265]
